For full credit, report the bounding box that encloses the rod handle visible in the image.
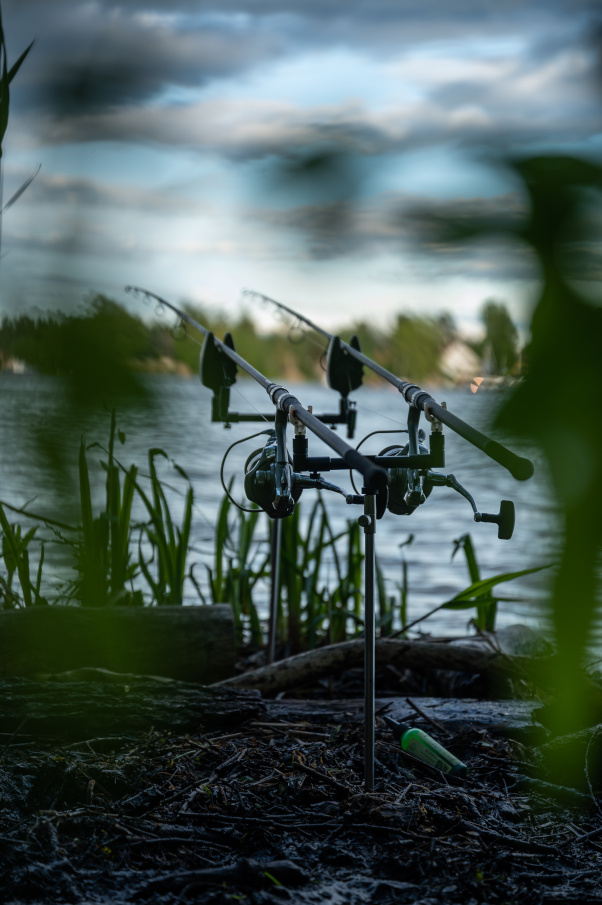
[425,402,534,481]
[482,440,534,482]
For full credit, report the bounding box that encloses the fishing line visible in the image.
[136,288,204,349]
[291,322,329,354]
[220,429,274,513]
[356,428,409,452]
[286,319,320,350]
[144,292,270,425]
[243,288,328,354]
[349,428,409,495]
[354,398,406,427]
[173,318,203,348]
[244,287,359,391]
[280,313,329,354]
[230,382,272,424]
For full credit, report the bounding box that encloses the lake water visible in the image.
[0,372,558,638]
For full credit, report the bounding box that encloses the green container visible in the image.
[384,716,468,778]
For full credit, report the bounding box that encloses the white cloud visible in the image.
[2,0,601,333]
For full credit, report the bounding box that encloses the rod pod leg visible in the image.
[267,518,282,665]
[359,495,376,792]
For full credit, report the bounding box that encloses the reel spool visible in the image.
[244,437,301,519]
[379,444,433,515]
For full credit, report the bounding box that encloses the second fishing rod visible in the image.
[244,290,535,484]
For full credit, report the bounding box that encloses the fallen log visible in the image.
[0,604,235,683]
[211,637,552,695]
[0,675,538,742]
[0,675,264,740]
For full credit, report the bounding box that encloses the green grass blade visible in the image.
[34,543,45,604]
[452,533,480,584]
[112,464,138,594]
[7,39,34,84]
[78,439,96,549]
[0,504,31,605]
[441,564,552,610]
[214,487,232,600]
[138,536,161,603]
[174,487,194,604]
[134,481,175,593]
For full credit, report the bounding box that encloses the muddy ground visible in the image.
[1,675,602,904]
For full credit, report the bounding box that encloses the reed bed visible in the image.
[0,414,544,657]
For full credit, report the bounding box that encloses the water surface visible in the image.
[0,373,557,637]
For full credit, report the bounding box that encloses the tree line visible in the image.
[0,294,520,384]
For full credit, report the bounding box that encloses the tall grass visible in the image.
[69,411,141,606]
[0,503,45,607]
[452,533,496,631]
[0,414,206,610]
[0,413,547,654]
[279,495,364,653]
[390,537,550,638]
[205,487,269,645]
[375,535,413,637]
[135,449,194,606]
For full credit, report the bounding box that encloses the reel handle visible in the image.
[474,500,515,540]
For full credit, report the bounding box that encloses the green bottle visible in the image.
[384,716,468,778]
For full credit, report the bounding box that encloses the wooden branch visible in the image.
[211,637,551,695]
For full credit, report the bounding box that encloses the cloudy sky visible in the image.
[1,0,601,334]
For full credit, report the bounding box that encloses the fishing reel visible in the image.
[379,436,433,515]
[244,434,300,519]
[369,405,515,538]
[374,408,436,516]
[244,427,367,519]
[378,443,514,538]
[379,444,515,539]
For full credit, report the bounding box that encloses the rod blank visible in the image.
[126,287,388,495]
[245,289,534,482]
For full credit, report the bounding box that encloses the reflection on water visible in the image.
[0,373,558,636]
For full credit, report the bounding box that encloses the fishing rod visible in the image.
[244,290,535,483]
[126,286,388,506]
[128,290,360,667]
[127,284,392,789]
[128,284,378,681]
